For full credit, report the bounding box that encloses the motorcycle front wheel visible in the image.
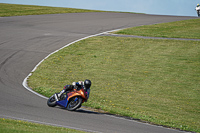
[47,94,57,107]
[67,97,82,111]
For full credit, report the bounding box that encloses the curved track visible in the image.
[0,12,196,133]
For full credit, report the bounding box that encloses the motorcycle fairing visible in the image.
[56,95,69,108]
[67,89,86,100]
[56,89,86,108]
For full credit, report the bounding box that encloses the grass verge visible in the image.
[28,36,200,132]
[114,18,200,39]
[0,118,86,133]
[0,3,104,17]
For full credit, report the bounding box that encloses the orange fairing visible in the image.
[67,88,87,102]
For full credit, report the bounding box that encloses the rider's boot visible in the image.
[55,90,65,101]
[58,90,65,97]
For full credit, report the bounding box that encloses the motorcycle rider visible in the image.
[196,4,200,17]
[54,79,91,101]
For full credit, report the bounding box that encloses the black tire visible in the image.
[67,97,82,111]
[47,94,57,107]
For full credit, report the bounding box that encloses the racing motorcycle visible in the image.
[47,87,88,111]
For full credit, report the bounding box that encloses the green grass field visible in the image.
[29,36,200,132]
[0,3,104,17]
[0,118,86,133]
[114,18,200,39]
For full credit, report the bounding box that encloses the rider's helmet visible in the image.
[84,79,91,89]
[198,4,200,6]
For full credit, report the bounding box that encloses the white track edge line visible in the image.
[21,29,125,132]
[22,28,123,98]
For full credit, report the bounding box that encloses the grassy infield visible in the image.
[0,3,199,133]
[0,118,85,133]
[0,3,104,17]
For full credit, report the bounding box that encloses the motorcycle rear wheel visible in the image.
[67,97,82,111]
[47,94,57,107]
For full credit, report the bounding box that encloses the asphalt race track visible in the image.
[0,12,196,133]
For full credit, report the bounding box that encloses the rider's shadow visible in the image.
[56,106,101,115]
[75,108,101,115]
